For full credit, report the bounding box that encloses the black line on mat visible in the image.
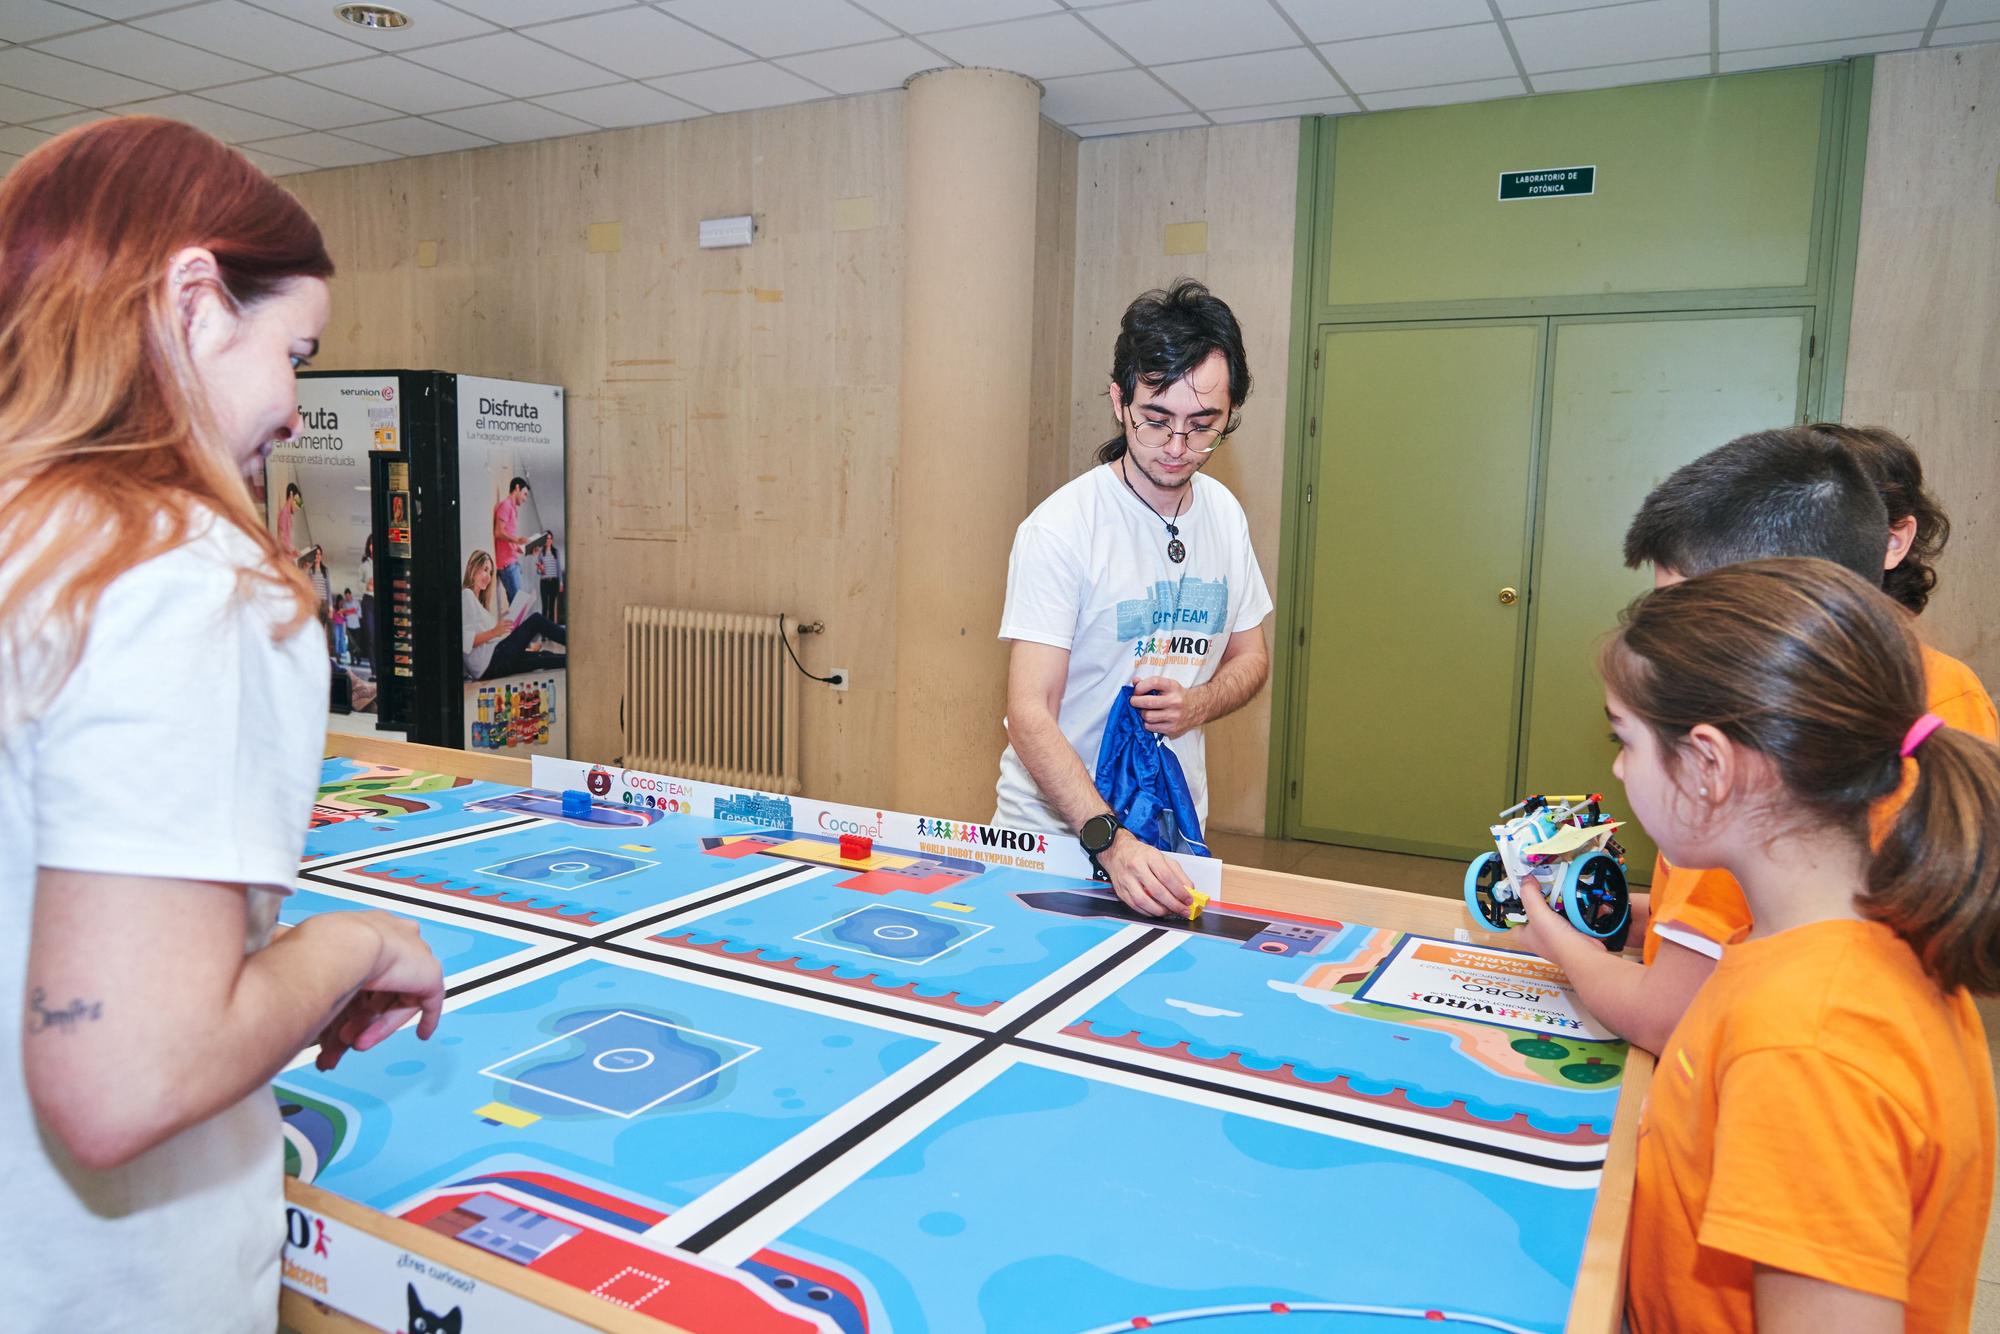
[1008,1038,1606,1175]
[677,928,1166,1254]
[302,815,539,873]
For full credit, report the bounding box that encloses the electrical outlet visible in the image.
[830,666,851,692]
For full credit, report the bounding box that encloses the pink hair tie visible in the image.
[1900,712,1945,757]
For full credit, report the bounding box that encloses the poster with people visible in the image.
[265,375,399,715]
[455,376,568,757]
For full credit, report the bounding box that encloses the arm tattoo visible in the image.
[25,987,103,1036]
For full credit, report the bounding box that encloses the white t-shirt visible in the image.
[994,463,1273,835]
[0,515,328,1333]
[463,586,500,679]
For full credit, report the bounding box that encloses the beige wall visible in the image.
[1846,45,2000,688]
[288,94,908,804]
[1054,120,1302,834]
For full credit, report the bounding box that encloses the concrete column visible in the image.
[892,68,1042,819]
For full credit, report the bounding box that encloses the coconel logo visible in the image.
[818,811,884,838]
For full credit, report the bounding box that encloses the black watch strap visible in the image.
[1079,812,1122,882]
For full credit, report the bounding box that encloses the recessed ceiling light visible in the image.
[335,4,412,31]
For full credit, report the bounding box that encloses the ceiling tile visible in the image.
[244,128,402,167]
[26,108,114,131]
[135,1,374,71]
[1071,110,1210,135]
[648,59,827,111]
[924,13,1128,80]
[199,75,393,129]
[1154,46,1339,109]
[1717,30,1925,69]
[34,25,264,91]
[524,7,743,79]
[659,0,894,58]
[1277,0,1492,43]
[533,81,704,125]
[1363,75,1528,109]
[1083,0,1302,65]
[855,0,1058,32]
[402,30,623,95]
[429,99,597,141]
[1038,66,1188,122]
[0,83,84,122]
[1531,53,1711,90]
[294,55,504,113]
[333,114,494,155]
[253,0,499,50]
[1496,0,1647,14]
[778,36,939,94]
[236,144,313,175]
[0,1,101,44]
[1939,0,2000,23]
[1509,0,1708,73]
[0,45,169,102]
[1719,0,1935,51]
[1206,93,1356,120]
[0,125,54,155]
[58,0,186,15]
[442,0,643,25]
[1321,22,1516,93]
[1933,20,2000,42]
[107,92,305,141]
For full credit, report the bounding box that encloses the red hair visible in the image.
[0,116,333,716]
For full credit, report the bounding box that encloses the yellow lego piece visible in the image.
[475,1102,540,1128]
[931,900,975,913]
[1186,890,1209,922]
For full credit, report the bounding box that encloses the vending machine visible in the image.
[266,371,569,757]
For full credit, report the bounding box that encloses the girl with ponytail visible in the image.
[1597,558,1997,1333]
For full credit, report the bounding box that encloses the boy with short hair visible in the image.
[1514,424,1998,1053]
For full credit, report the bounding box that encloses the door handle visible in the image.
[1498,587,1519,606]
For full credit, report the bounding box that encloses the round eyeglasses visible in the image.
[1125,409,1228,454]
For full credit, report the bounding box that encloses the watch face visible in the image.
[1080,814,1117,854]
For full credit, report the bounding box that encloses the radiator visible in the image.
[623,607,802,794]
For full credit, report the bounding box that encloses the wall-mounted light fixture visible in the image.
[698,215,756,249]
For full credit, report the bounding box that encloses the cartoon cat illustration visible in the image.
[405,1283,462,1334]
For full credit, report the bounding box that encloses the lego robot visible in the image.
[1465,793,1631,952]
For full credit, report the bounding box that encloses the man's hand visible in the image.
[1096,830,1195,917]
[1131,675,1205,740]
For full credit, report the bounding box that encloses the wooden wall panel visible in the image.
[1059,120,1301,835]
[1029,118,1080,512]
[1847,46,2000,687]
[286,95,905,805]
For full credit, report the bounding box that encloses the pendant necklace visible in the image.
[1120,459,1188,564]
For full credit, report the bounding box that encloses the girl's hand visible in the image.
[312,912,442,1070]
[1511,874,1577,960]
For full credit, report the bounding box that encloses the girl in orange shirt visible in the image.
[1585,557,1998,1333]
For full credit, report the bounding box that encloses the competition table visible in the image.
[279,735,1648,1334]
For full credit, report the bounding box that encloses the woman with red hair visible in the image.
[0,119,444,1329]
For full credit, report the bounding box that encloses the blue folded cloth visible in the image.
[1093,684,1210,858]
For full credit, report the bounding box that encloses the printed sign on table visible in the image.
[1355,935,1615,1041]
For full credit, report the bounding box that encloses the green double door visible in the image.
[1289,311,1809,875]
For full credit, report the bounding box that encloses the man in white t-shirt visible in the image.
[995,280,1273,916]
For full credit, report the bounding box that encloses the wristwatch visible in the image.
[1079,811,1122,882]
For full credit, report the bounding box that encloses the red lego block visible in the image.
[838,833,872,861]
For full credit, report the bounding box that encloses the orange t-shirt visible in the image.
[1642,644,1999,964]
[1628,920,1995,1332]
